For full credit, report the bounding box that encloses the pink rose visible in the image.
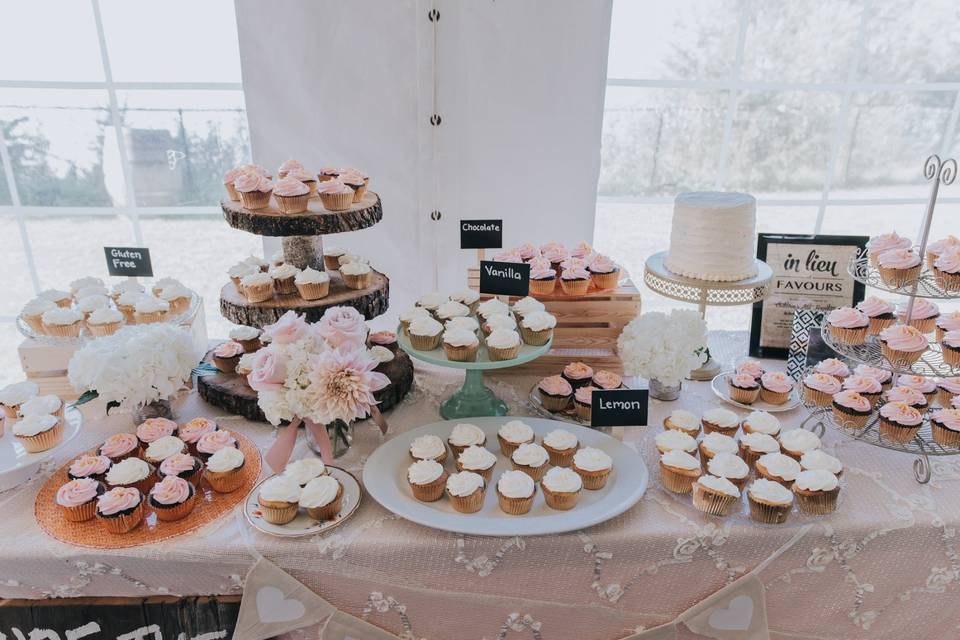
[316,306,368,348]
[262,310,308,345]
[247,347,288,392]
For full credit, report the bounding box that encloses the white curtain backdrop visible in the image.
[235,0,612,323]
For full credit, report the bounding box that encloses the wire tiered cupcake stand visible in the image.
[801,155,960,483]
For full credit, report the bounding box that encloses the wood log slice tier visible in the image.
[196,346,415,422]
[220,192,382,237]
[220,269,389,327]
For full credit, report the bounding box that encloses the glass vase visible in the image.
[305,419,353,458]
[132,399,175,424]
[649,378,681,401]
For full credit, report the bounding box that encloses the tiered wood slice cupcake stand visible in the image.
[197,191,413,421]
[801,155,960,483]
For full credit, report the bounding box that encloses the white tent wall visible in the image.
[235,0,612,322]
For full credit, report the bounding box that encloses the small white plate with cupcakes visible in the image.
[244,465,362,538]
[0,406,83,491]
[527,362,629,426]
[711,371,801,413]
[363,416,647,536]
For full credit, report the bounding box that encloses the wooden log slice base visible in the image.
[196,346,415,423]
[220,269,389,327]
[220,191,382,237]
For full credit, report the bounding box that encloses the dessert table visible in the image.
[2,331,958,640]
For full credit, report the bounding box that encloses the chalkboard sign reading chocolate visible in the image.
[460,219,503,249]
[479,260,530,297]
[104,246,153,277]
[591,389,649,427]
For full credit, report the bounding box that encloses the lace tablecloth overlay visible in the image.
[2,332,958,640]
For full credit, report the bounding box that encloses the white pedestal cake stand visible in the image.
[643,251,773,380]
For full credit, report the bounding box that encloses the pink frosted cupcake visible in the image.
[899,374,938,406]
[857,297,896,335]
[878,324,928,368]
[927,235,960,269]
[814,358,850,380]
[736,359,766,381]
[99,433,141,463]
[867,231,912,266]
[516,243,540,262]
[802,373,842,407]
[897,299,940,334]
[878,401,923,443]
[938,377,960,409]
[272,177,311,214]
[931,408,960,447]
[196,429,238,461]
[883,386,928,413]
[943,330,960,368]
[587,254,620,290]
[318,166,340,182]
[934,247,960,292]
[538,375,573,412]
[728,372,761,404]
[96,487,144,534]
[877,248,922,288]
[157,452,204,489]
[592,370,623,390]
[285,167,318,197]
[316,179,354,211]
[68,454,112,482]
[826,307,869,345]
[842,374,883,407]
[936,311,960,343]
[135,417,178,450]
[234,172,274,210]
[339,169,367,202]
[854,364,893,390]
[560,266,591,296]
[57,477,105,522]
[759,371,793,405]
[529,264,557,295]
[277,158,303,179]
[831,390,872,429]
[541,245,569,273]
[178,418,218,455]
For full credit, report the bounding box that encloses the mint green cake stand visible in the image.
[397,328,553,419]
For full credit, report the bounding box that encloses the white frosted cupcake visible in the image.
[41,307,83,337]
[496,420,535,456]
[799,449,843,477]
[409,434,448,463]
[270,263,301,296]
[443,328,480,362]
[322,246,346,270]
[445,315,481,335]
[257,476,301,524]
[408,317,444,351]
[702,408,739,436]
[738,431,780,469]
[447,423,486,458]
[456,445,498,481]
[20,298,57,333]
[416,292,446,313]
[294,267,330,300]
[76,294,109,319]
[496,470,536,515]
[792,469,840,514]
[483,313,517,336]
[777,429,821,460]
[449,288,480,313]
[755,452,801,487]
[341,262,372,290]
[486,329,522,361]
[572,446,614,489]
[299,475,343,521]
[655,429,697,455]
[399,307,432,334]
[706,453,750,490]
[511,442,550,481]
[512,296,546,319]
[747,478,793,524]
[240,272,274,303]
[692,475,740,516]
[133,296,170,324]
[542,428,579,467]
[658,450,700,494]
[282,458,327,486]
[519,311,556,346]
[663,409,700,437]
[13,414,63,453]
[541,466,583,510]
[0,380,38,419]
[477,298,510,320]
[445,471,485,513]
[436,300,470,322]
[741,410,781,436]
[407,459,447,502]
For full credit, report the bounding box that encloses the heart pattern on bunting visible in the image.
[707,595,754,632]
[256,585,306,624]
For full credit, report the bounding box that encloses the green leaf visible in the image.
[105,400,121,415]
[192,362,221,377]
[70,390,99,408]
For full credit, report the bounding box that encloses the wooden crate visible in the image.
[467,268,641,374]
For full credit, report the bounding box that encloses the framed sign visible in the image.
[479,260,530,297]
[104,246,153,277]
[590,389,649,427]
[750,234,867,360]
[460,219,503,249]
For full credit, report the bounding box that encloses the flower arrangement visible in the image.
[68,324,199,412]
[616,309,707,385]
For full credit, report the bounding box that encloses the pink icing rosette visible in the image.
[69,455,111,478]
[97,487,141,516]
[593,371,622,389]
[369,331,397,345]
[900,375,937,394]
[528,256,551,271]
[515,243,539,261]
[247,346,288,392]
[136,418,177,444]
[530,265,556,280]
[234,173,273,193]
[827,307,869,329]
[340,167,368,179]
[262,310,309,345]
[804,373,841,394]
[760,372,793,393]
[561,266,590,281]
[570,241,594,258]
[940,377,960,394]
[541,247,569,264]
[159,453,196,476]
[885,386,926,405]
[879,325,928,352]
[57,478,100,508]
[316,179,352,195]
[833,390,871,413]
[339,170,365,186]
[944,330,960,349]
[214,341,244,358]
[732,373,759,388]
[843,375,882,394]
[938,312,960,333]
[929,236,960,256]
[736,360,765,379]
[879,401,922,426]
[588,254,618,274]
[878,248,921,269]
[854,365,892,384]
[574,386,595,404]
[319,166,341,176]
[150,476,191,505]
[539,375,572,396]
[933,409,960,431]
[540,241,565,254]
[868,232,912,256]
[492,249,523,263]
[559,257,588,271]
[179,418,217,444]
[100,433,138,458]
[273,176,310,197]
[316,306,368,348]
[856,296,895,318]
[814,358,850,378]
[197,430,236,455]
[934,247,960,274]
[897,299,939,321]
[278,159,303,174]
[285,167,316,183]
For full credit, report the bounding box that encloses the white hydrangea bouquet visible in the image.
[68,324,200,412]
[616,309,707,385]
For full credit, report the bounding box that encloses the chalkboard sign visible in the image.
[479,260,530,297]
[104,246,153,277]
[590,389,649,427]
[460,219,503,249]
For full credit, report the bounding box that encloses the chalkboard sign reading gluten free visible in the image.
[479,260,530,297]
[104,246,153,277]
[591,389,649,427]
[460,219,503,249]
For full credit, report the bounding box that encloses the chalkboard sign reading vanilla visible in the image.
[479,260,530,297]
[460,219,503,249]
[591,389,649,427]
[104,246,153,277]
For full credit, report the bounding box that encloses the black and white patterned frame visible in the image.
[785,308,838,381]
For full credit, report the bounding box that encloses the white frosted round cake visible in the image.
[663,191,758,282]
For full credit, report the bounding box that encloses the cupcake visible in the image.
[931,408,960,448]
[587,254,620,290]
[741,410,781,437]
[272,176,311,213]
[41,307,84,337]
[229,326,263,353]
[936,311,960,343]
[88,308,127,337]
[300,475,344,521]
[777,429,821,460]
[593,370,624,390]
[706,453,750,491]
[938,377,960,408]
[257,476,301,524]
[486,329,522,361]
[878,401,923,444]
[407,459,447,502]
[942,330,960,368]
[529,265,557,295]
[663,409,700,437]
[496,470,536,515]
[878,248,922,288]
[13,414,63,453]
[205,447,246,493]
[540,243,568,271]
[799,449,844,477]
[538,375,573,412]
[0,380,37,420]
[234,173,273,209]
[738,432,780,470]
[933,246,960,291]
[135,418,178,451]
[512,296,546,321]
[408,317,444,351]
[78,295,108,318]
[814,358,851,380]
[831,390,873,429]
[560,266,591,295]
[68,454,112,482]
[926,235,960,269]
[826,307,869,345]
[223,166,249,199]
[159,285,191,314]
[447,423,487,459]
[99,432,141,462]
[57,477,104,522]
[735,360,765,381]
[442,328,479,362]
[409,434,448,464]
[573,386,595,422]
[657,450,701,494]
[482,313,517,337]
[897,299,940,334]
[212,341,244,374]
[143,435,187,466]
[399,307,432,334]
[497,420,535,457]
[116,290,144,323]
[112,279,147,300]
[562,362,594,389]
[282,458,327,486]
[323,246,346,271]
[277,159,303,180]
[755,452,801,488]
[339,170,367,202]
[317,179,354,211]
[759,372,793,405]
[39,289,72,308]
[477,297,510,320]
[747,479,793,524]
[867,231,912,266]
[878,324,928,368]
[158,453,204,489]
[539,429,578,467]
[883,386,929,413]
[519,311,557,346]
[369,330,399,351]
[105,458,155,500]
[228,262,255,293]
[541,467,583,510]
[436,300,471,322]
[178,418,218,455]
[856,297,897,335]
[456,445,498,482]
[655,429,698,456]
[792,470,840,515]
[728,373,761,404]
[445,471,486,513]
[898,374,938,406]
[854,365,892,390]
[19,298,56,334]
[148,476,196,522]
[449,288,481,314]
[318,166,341,182]
[692,475,741,516]
[511,442,550,481]
[802,373,842,407]
[270,264,300,296]
[701,408,739,436]
[368,346,394,371]
[417,291,446,314]
[236,352,256,376]
[240,272,274,303]
[18,394,63,420]
[96,487,144,534]
[572,446,614,489]
[196,429,238,461]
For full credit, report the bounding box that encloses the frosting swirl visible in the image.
[97,487,141,516]
[57,478,100,507]
[197,430,236,455]
[779,429,821,453]
[655,429,697,453]
[800,450,843,474]
[13,414,58,437]
[842,375,882,394]
[898,299,939,321]
[486,329,521,349]
[105,458,150,486]
[100,433,139,459]
[299,475,341,508]
[879,401,922,426]
[740,431,780,453]
[878,248,921,269]
[282,458,327,485]
[69,455,111,478]
[573,447,613,471]
[407,460,444,486]
[879,324,928,352]
[899,375,937,394]
[436,300,470,320]
[513,296,546,316]
[660,450,699,471]
[667,409,699,432]
[757,452,801,480]
[512,443,549,467]
[744,410,781,435]
[703,408,739,428]
[410,435,446,460]
[592,370,623,389]
[497,470,535,498]
[136,418,178,444]
[144,435,185,461]
[179,418,217,444]
[206,447,245,473]
[273,176,310,197]
[521,311,557,331]
[458,445,497,470]
[868,231,912,256]
[697,474,740,497]
[707,453,749,479]
[794,469,838,492]
[857,296,895,318]
[150,476,191,505]
[159,453,196,476]
[943,330,960,349]
[543,428,578,450]
[833,390,871,412]
[884,386,927,406]
[854,365,892,385]
[939,377,960,394]
[748,478,792,505]
[760,372,793,393]
[735,360,765,379]
[442,328,478,348]
[827,307,869,329]
[259,476,301,502]
[731,373,759,389]
[539,375,572,396]
[937,311,960,333]
[499,420,534,444]
[542,467,583,493]
[0,381,38,406]
[449,423,486,447]
[934,246,960,274]
[932,408,960,432]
